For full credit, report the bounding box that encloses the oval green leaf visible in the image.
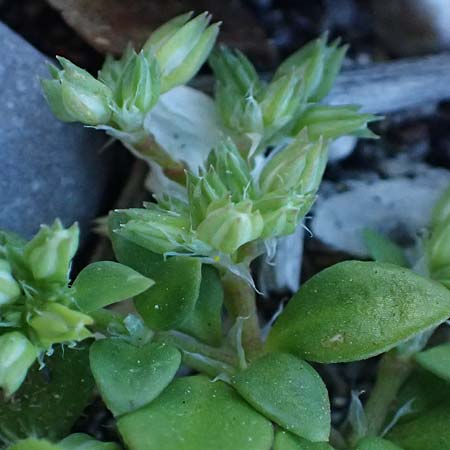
[274,431,333,450]
[118,375,274,450]
[178,265,224,345]
[72,261,154,313]
[355,437,404,450]
[0,345,94,446]
[267,261,450,362]
[90,338,181,417]
[109,211,202,330]
[232,353,330,441]
[415,343,450,382]
[387,404,450,450]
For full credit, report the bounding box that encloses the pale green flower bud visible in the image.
[291,104,378,140]
[274,34,348,102]
[28,302,93,348]
[197,200,263,254]
[111,51,161,132]
[209,46,261,97]
[115,208,190,254]
[260,70,304,131]
[99,44,135,91]
[255,191,315,238]
[42,58,113,125]
[188,169,229,226]
[0,259,21,306]
[206,140,253,200]
[24,220,79,284]
[259,131,328,195]
[0,332,37,397]
[59,433,121,450]
[144,12,220,93]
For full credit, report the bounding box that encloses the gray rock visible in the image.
[0,23,114,239]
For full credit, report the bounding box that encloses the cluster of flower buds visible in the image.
[113,131,328,262]
[210,34,377,151]
[42,12,219,138]
[426,184,450,289]
[0,221,93,396]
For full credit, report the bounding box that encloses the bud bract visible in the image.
[28,302,93,348]
[42,58,113,125]
[255,191,315,238]
[0,259,21,306]
[260,70,304,131]
[115,208,190,254]
[24,220,79,284]
[196,200,263,254]
[291,104,378,140]
[0,331,37,396]
[144,12,220,93]
[259,131,328,195]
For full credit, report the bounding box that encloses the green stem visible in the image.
[154,330,238,377]
[361,351,413,439]
[221,272,263,359]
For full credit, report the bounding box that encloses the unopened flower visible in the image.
[28,302,93,348]
[23,220,79,284]
[42,57,113,125]
[196,200,263,254]
[0,259,21,306]
[144,12,220,93]
[0,332,37,396]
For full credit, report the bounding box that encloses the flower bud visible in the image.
[0,332,37,396]
[0,259,21,306]
[28,302,93,348]
[255,191,315,238]
[206,140,253,200]
[291,104,378,140]
[115,208,190,254]
[42,58,113,125]
[111,51,161,131]
[209,46,261,97]
[260,70,304,131]
[24,220,79,284]
[259,131,328,195]
[197,200,263,254]
[144,12,220,93]
[99,44,135,91]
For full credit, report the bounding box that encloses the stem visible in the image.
[221,272,263,358]
[361,351,413,439]
[154,330,238,377]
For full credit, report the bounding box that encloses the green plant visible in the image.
[2,10,450,450]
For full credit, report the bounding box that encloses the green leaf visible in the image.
[355,437,404,450]
[232,353,330,441]
[7,439,61,450]
[59,433,121,450]
[90,338,181,417]
[415,343,450,382]
[109,212,202,330]
[72,261,154,313]
[266,261,450,362]
[395,370,450,423]
[0,345,94,446]
[274,430,333,449]
[362,229,409,267]
[387,404,450,450]
[118,375,274,450]
[178,265,224,345]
